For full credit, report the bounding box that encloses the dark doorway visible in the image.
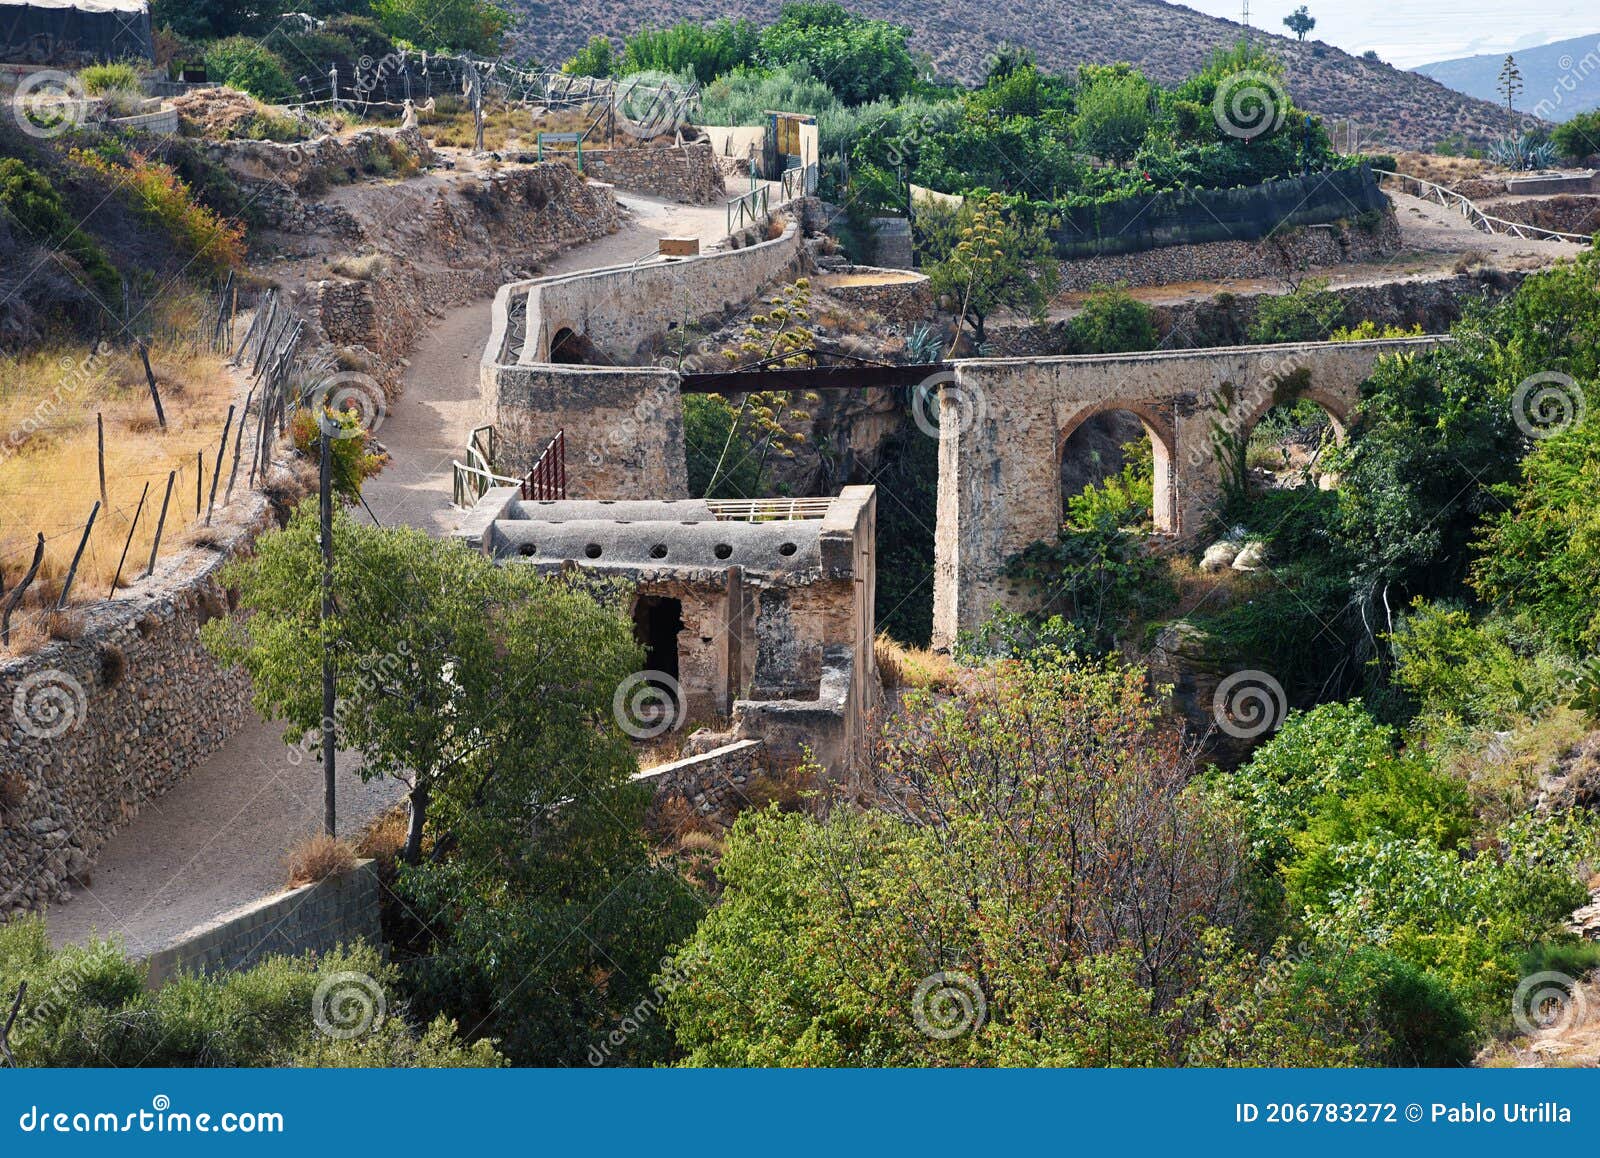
[549,326,596,364]
[633,596,683,680]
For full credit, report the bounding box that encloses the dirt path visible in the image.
[46,185,739,957]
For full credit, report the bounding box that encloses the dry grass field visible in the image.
[0,301,237,654]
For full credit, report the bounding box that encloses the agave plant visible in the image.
[1486,134,1559,171]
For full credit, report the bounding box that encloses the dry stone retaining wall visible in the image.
[1054,214,1402,291]
[578,142,722,204]
[0,486,283,919]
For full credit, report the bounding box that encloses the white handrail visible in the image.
[1372,169,1593,246]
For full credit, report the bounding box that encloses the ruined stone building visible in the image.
[455,486,879,775]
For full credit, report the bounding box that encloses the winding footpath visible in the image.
[46,188,737,956]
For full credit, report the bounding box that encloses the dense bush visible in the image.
[757,2,915,106]
[204,36,296,102]
[0,921,499,1067]
[0,157,120,301]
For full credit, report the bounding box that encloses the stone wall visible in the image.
[635,739,764,830]
[0,484,283,919]
[1504,172,1599,196]
[815,267,933,323]
[489,365,686,494]
[143,861,382,988]
[1054,214,1402,292]
[579,142,723,204]
[992,269,1523,355]
[930,338,1444,648]
[204,126,433,196]
[1479,195,1600,237]
[309,165,622,390]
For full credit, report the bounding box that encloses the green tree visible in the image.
[202,500,642,866]
[923,193,1060,348]
[371,0,510,54]
[758,2,916,105]
[561,34,615,78]
[1283,5,1316,40]
[622,19,759,84]
[1550,110,1600,162]
[1249,278,1345,343]
[1065,285,1158,353]
[1071,67,1152,164]
[203,36,295,103]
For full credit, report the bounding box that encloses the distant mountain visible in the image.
[1416,32,1600,122]
[505,0,1521,149]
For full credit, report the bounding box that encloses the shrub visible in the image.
[71,148,245,271]
[204,37,296,103]
[79,62,141,94]
[0,158,122,300]
[284,833,358,888]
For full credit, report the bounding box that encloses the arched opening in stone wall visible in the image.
[1058,407,1175,533]
[1243,395,1348,493]
[548,326,596,364]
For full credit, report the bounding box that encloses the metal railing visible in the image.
[707,497,833,522]
[727,184,770,234]
[521,429,566,500]
[451,424,520,508]
[1374,169,1593,246]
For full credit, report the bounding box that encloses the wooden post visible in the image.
[145,470,176,578]
[196,451,203,515]
[1,535,44,646]
[96,412,107,507]
[109,481,150,597]
[319,424,337,837]
[55,501,100,610]
[225,386,254,504]
[137,339,166,430]
[204,403,235,525]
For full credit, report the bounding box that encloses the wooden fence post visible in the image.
[205,404,235,525]
[137,339,167,430]
[0,535,44,646]
[109,481,150,597]
[145,470,176,578]
[55,501,100,609]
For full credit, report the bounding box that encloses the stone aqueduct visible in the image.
[479,208,1444,649]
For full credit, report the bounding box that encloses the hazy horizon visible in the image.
[1174,0,1600,69]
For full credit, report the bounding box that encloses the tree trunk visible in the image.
[402,781,430,865]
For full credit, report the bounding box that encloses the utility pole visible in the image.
[319,420,336,837]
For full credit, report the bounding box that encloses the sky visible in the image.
[1174,0,1600,68]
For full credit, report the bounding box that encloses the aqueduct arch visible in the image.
[930,337,1442,648]
[1056,402,1178,533]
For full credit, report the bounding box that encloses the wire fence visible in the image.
[0,282,304,650]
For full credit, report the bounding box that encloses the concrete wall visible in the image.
[143,861,382,988]
[1504,171,1598,196]
[930,337,1444,647]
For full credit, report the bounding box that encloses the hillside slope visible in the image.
[507,0,1518,149]
[1417,32,1600,121]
